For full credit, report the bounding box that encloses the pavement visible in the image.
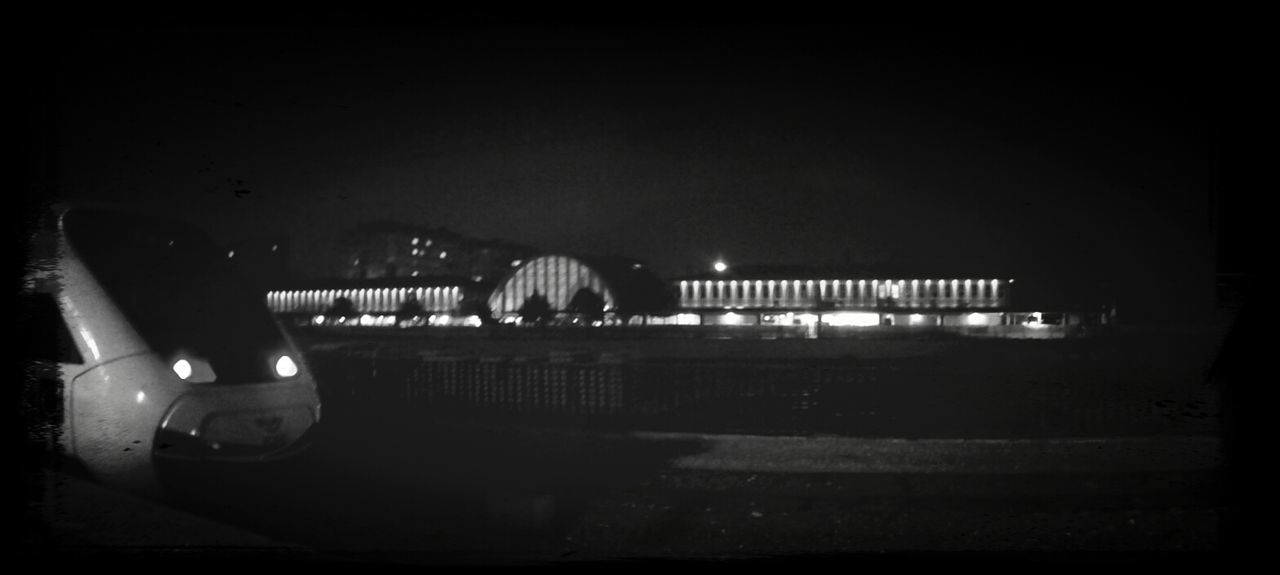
[21,431,1226,564]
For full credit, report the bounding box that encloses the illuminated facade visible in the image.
[487,254,674,323]
[678,277,1007,310]
[669,268,1017,327]
[265,277,474,327]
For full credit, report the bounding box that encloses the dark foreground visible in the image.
[25,409,1231,565]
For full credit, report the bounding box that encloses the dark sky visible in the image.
[28,22,1226,317]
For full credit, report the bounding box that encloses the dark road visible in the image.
[29,413,1227,565]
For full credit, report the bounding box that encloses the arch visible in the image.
[487,254,620,316]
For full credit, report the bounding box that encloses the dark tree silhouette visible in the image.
[518,292,554,325]
[461,297,498,326]
[325,296,357,319]
[396,296,425,325]
[566,288,606,324]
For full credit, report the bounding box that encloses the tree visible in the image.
[518,292,554,325]
[566,288,606,324]
[461,297,498,326]
[325,296,357,319]
[395,296,425,325]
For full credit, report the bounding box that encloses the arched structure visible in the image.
[488,254,673,321]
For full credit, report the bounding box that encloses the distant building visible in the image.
[664,264,1109,328]
[487,254,675,324]
[338,221,536,283]
[226,236,292,287]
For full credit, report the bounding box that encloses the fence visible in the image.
[306,343,1222,438]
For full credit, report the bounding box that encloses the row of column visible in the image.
[678,279,1003,309]
[266,287,461,314]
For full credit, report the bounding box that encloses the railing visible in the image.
[307,343,1221,438]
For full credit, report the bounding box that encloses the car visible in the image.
[20,203,321,497]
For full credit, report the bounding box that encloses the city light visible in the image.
[909,314,925,325]
[966,313,989,326]
[822,311,880,327]
[713,260,728,273]
[274,355,299,378]
[227,250,235,258]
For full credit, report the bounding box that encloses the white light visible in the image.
[412,237,420,245]
[723,312,741,325]
[412,271,420,277]
[966,313,989,326]
[271,244,278,252]
[797,313,819,326]
[312,314,326,325]
[909,314,925,325]
[439,251,447,259]
[173,359,192,380]
[823,311,880,327]
[360,314,374,326]
[227,250,235,258]
[136,391,146,404]
[511,259,523,268]
[675,313,700,325]
[464,315,482,327]
[713,261,728,273]
[632,263,642,270]
[412,248,420,256]
[275,355,299,378]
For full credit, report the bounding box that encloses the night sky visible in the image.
[26,21,1227,320]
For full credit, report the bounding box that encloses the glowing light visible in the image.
[909,314,925,325]
[227,250,235,258]
[797,313,819,326]
[464,315,482,327]
[360,314,375,326]
[136,391,146,403]
[172,359,192,380]
[675,313,701,325]
[512,259,523,268]
[411,271,420,277]
[632,263,643,270]
[412,237,420,245]
[723,312,742,325]
[312,314,326,325]
[713,260,728,273]
[412,248,420,256]
[823,311,880,327]
[275,355,299,378]
[439,251,447,259]
[271,244,278,252]
[966,313,990,326]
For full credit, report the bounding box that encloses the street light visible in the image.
[713,260,728,273]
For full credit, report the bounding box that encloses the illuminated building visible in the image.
[486,254,674,324]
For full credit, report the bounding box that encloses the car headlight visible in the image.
[274,354,299,378]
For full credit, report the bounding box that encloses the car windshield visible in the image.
[63,207,289,383]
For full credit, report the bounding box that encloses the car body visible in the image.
[20,204,321,496]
